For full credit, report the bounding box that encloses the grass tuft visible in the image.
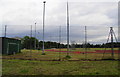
[65,55,71,59]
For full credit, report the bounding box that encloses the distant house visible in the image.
[0,37,21,55]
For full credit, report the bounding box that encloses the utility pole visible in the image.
[42,1,46,54]
[4,25,7,37]
[35,22,37,50]
[67,2,70,56]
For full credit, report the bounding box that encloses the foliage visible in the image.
[21,36,38,49]
[21,36,120,49]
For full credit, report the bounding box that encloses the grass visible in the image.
[2,48,119,60]
[1,48,120,75]
[2,59,119,75]
[55,48,119,52]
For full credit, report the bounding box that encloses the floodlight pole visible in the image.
[4,25,7,37]
[67,2,70,56]
[42,1,46,54]
[35,23,37,50]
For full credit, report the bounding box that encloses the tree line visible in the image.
[21,36,120,49]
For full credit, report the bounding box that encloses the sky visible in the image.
[0,0,119,44]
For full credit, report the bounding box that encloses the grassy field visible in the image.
[2,48,119,60]
[53,48,119,52]
[2,59,119,75]
[2,48,120,76]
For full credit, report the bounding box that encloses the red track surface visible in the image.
[45,49,120,54]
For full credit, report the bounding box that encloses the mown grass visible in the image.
[2,48,119,75]
[2,59,119,75]
[2,48,119,60]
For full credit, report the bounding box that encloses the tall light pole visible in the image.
[35,22,37,50]
[42,1,46,54]
[4,25,7,37]
[67,2,70,56]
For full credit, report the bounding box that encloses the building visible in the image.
[0,37,21,55]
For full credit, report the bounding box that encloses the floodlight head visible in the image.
[43,1,46,3]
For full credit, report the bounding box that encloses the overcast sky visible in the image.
[0,0,119,44]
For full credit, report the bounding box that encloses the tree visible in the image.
[21,36,39,49]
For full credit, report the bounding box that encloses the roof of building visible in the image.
[0,37,21,41]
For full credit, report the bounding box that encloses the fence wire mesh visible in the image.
[1,25,119,60]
